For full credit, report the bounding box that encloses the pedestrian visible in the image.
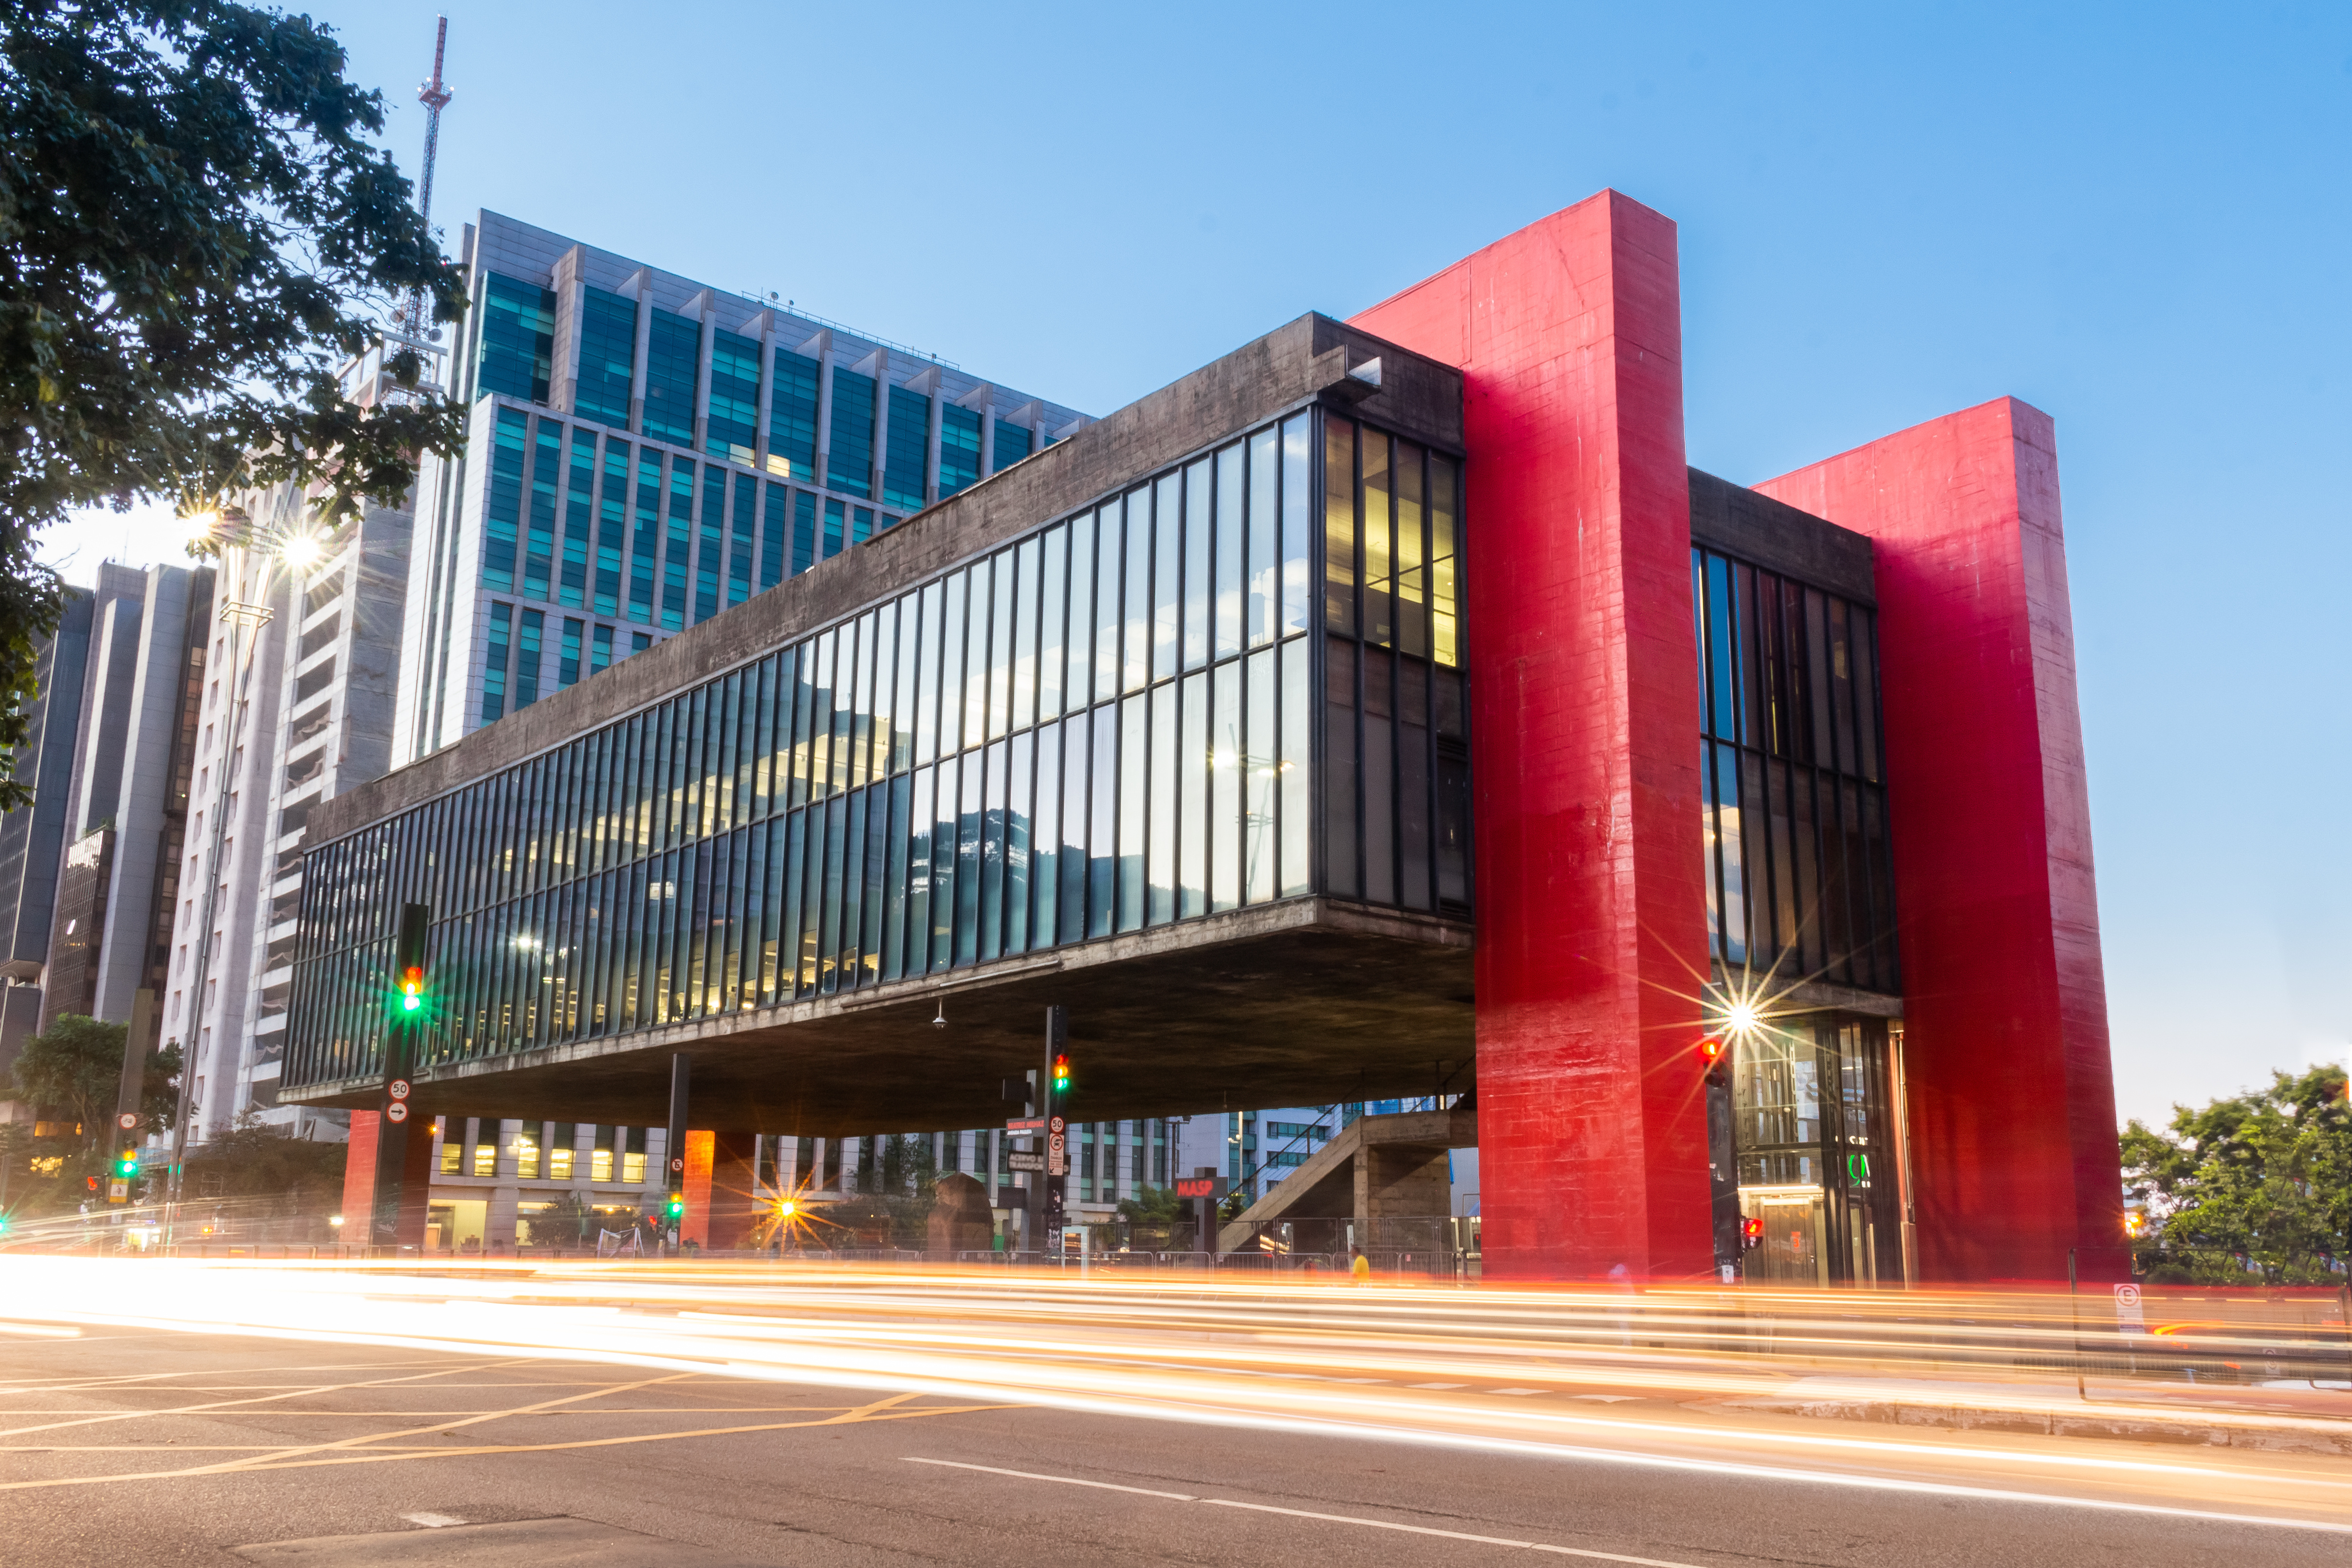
[1351,1245,1371,1284]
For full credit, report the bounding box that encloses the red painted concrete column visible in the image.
[1756,399,2124,1282]
[337,1108,432,1250]
[1352,191,1713,1280]
[680,1129,763,1251]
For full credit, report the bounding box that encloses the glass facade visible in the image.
[829,367,876,498]
[574,287,637,429]
[641,310,700,448]
[707,329,761,465]
[291,408,1469,1092]
[1322,418,1469,914]
[477,274,556,404]
[472,403,907,724]
[1693,547,1897,991]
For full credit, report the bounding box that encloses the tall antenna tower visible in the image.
[405,16,454,339]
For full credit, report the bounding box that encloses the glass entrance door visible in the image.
[1733,1014,1904,1286]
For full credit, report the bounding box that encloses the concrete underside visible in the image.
[285,899,1473,1136]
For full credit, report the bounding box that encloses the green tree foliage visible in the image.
[1116,1184,1182,1226]
[8,1013,177,1144]
[181,1110,343,1215]
[0,0,469,807]
[2122,1064,2351,1285]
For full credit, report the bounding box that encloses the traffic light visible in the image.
[1052,1053,1071,1095]
[391,903,430,1021]
[666,1193,685,1222]
[114,1145,138,1180]
[1741,1216,1764,1250]
[1699,1033,1729,1089]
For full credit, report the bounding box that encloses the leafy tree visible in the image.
[2123,1064,2350,1285]
[1116,1184,1183,1225]
[8,1013,177,1145]
[0,0,468,807]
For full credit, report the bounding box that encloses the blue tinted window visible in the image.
[630,448,659,623]
[597,441,627,617]
[792,491,817,576]
[591,624,613,673]
[477,273,555,403]
[729,473,756,607]
[823,498,845,560]
[561,431,593,609]
[883,386,929,511]
[696,465,724,624]
[759,482,788,590]
[768,351,819,480]
[708,329,760,463]
[663,455,692,630]
[516,610,544,708]
[643,311,700,447]
[828,367,874,498]
[481,602,512,722]
[481,407,527,592]
[575,288,637,429]
[560,619,583,688]
[940,404,982,498]
[525,420,558,600]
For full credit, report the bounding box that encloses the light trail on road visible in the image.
[1,1255,2348,1534]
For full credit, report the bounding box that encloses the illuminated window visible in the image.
[548,1144,573,1181]
[471,1140,496,1178]
[439,1138,461,1175]
[514,1130,540,1180]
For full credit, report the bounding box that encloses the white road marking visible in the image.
[905,1457,1195,1500]
[1489,1387,1546,1395]
[904,1457,1713,1566]
[400,1512,466,1528]
[1411,1382,1466,1389]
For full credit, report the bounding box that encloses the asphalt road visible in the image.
[2,1325,2343,1568]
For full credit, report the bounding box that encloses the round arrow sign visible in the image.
[385,1101,410,1124]
[387,1078,411,1101]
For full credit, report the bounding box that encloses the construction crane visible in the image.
[403,16,453,342]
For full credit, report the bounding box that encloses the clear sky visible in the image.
[48,2,2350,1126]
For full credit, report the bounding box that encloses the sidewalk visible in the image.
[1704,1372,2352,1455]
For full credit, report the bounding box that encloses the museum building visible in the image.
[286,191,2123,1284]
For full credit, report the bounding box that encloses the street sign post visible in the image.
[1180,1168,1228,1260]
[1007,1151,1046,1173]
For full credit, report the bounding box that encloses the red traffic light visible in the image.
[1741,1216,1764,1248]
[1698,1034,1726,1062]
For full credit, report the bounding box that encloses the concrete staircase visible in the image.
[1217,1106,1475,1252]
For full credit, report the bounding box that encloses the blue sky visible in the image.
[50,2,2350,1124]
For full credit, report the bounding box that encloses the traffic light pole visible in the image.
[664,1053,691,1248]
[1043,1006,1068,1247]
[369,903,431,1250]
[107,989,154,1208]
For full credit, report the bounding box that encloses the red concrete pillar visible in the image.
[1755,400,2123,1282]
[680,1130,763,1252]
[338,1109,432,1250]
[1352,191,1713,1280]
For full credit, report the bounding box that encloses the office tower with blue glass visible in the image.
[395,211,1089,766]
